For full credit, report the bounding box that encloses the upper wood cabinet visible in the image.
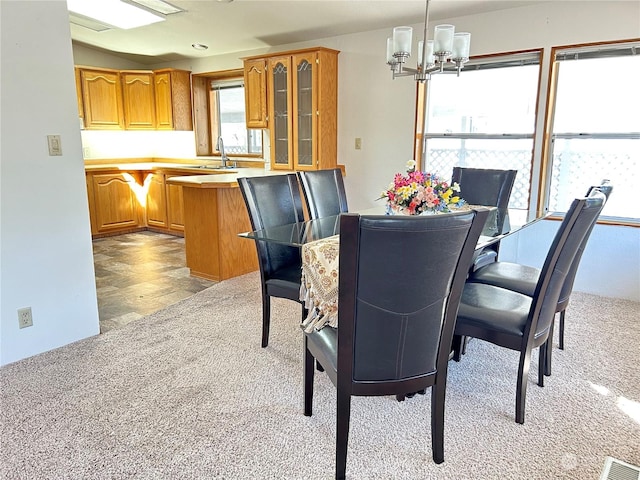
[243,58,268,129]
[154,69,193,131]
[242,47,339,171]
[75,66,192,131]
[121,71,156,130]
[79,67,125,130]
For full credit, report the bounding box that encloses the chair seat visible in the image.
[457,283,532,339]
[470,262,539,297]
[305,326,338,374]
[265,263,302,301]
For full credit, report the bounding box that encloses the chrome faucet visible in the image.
[217,136,230,167]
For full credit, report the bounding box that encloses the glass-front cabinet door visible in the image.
[268,56,293,169]
[292,53,317,170]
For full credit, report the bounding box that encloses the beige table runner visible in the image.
[300,235,340,332]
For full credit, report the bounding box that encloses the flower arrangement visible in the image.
[379,160,466,215]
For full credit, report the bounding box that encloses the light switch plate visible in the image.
[47,135,62,156]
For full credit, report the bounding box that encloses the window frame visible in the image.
[192,68,263,158]
[539,39,640,226]
[415,41,640,227]
[417,49,543,214]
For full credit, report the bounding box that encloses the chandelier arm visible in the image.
[420,0,430,69]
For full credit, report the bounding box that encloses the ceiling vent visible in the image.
[600,457,640,480]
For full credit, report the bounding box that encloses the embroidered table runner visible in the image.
[300,235,340,332]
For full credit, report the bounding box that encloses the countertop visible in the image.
[166,168,290,188]
[84,160,292,189]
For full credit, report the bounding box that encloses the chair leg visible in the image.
[261,295,271,348]
[431,383,445,464]
[451,335,464,362]
[303,337,315,417]
[335,389,352,480]
[544,319,555,377]
[461,336,469,355]
[559,309,566,350]
[516,349,532,424]
[538,343,545,388]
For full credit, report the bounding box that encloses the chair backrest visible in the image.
[337,208,489,393]
[237,174,305,277]
[451,167,517,234]
[528,192,606,340]
[556,182,613,305]
[297,168,348,220]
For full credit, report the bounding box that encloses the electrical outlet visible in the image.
[355,137,362,150]
[18,307,33,329]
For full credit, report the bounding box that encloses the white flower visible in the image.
[406,159,416,171]
[452,182,461,192]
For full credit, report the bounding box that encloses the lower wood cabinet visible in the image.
[166,179,185,232]
[87,170,186,237]
[86,172,143,235]
[146,173,168,228]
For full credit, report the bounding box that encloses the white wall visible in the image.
[0,1,100,366]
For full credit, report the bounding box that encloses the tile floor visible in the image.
[92,231,215,333]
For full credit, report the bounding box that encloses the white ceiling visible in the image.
[69,0,547,65]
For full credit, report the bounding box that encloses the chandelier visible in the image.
[386,0,471,82]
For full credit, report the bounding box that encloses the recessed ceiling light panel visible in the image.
[67,0,165,30]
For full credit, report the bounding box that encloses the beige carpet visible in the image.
[1,272,639,479]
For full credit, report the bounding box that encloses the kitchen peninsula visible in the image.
[167,169,288,282]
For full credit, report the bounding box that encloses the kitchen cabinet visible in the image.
[121,71,156,130]
[86,172,143,234]
[75,68,84,126]
[242,47,339,171]
[79,67,124,130]
[243,58,268,129]
[165,178,185,232]
[145,173,167,228]
[75,67,192,131]
[154,69,193,131]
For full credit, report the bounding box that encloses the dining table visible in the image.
[239,205,547,333]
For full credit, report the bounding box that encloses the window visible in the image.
[192,70,262,157]
[545,42,639,221]
[211,79,262,155]
[421,50,542,211]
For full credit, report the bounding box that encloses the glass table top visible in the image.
[239,206,547,249]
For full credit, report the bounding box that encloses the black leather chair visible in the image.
[297,168,348,220]
[238,174,306,348]
[469,183,612,364]
[452,192,606,424]
[451,167,517,270]
[303,208,490,479]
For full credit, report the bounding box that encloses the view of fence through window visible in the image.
[215,84,262,155]
[548,53,639,220]
[423,59,539,211]
[422,45,639,222]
